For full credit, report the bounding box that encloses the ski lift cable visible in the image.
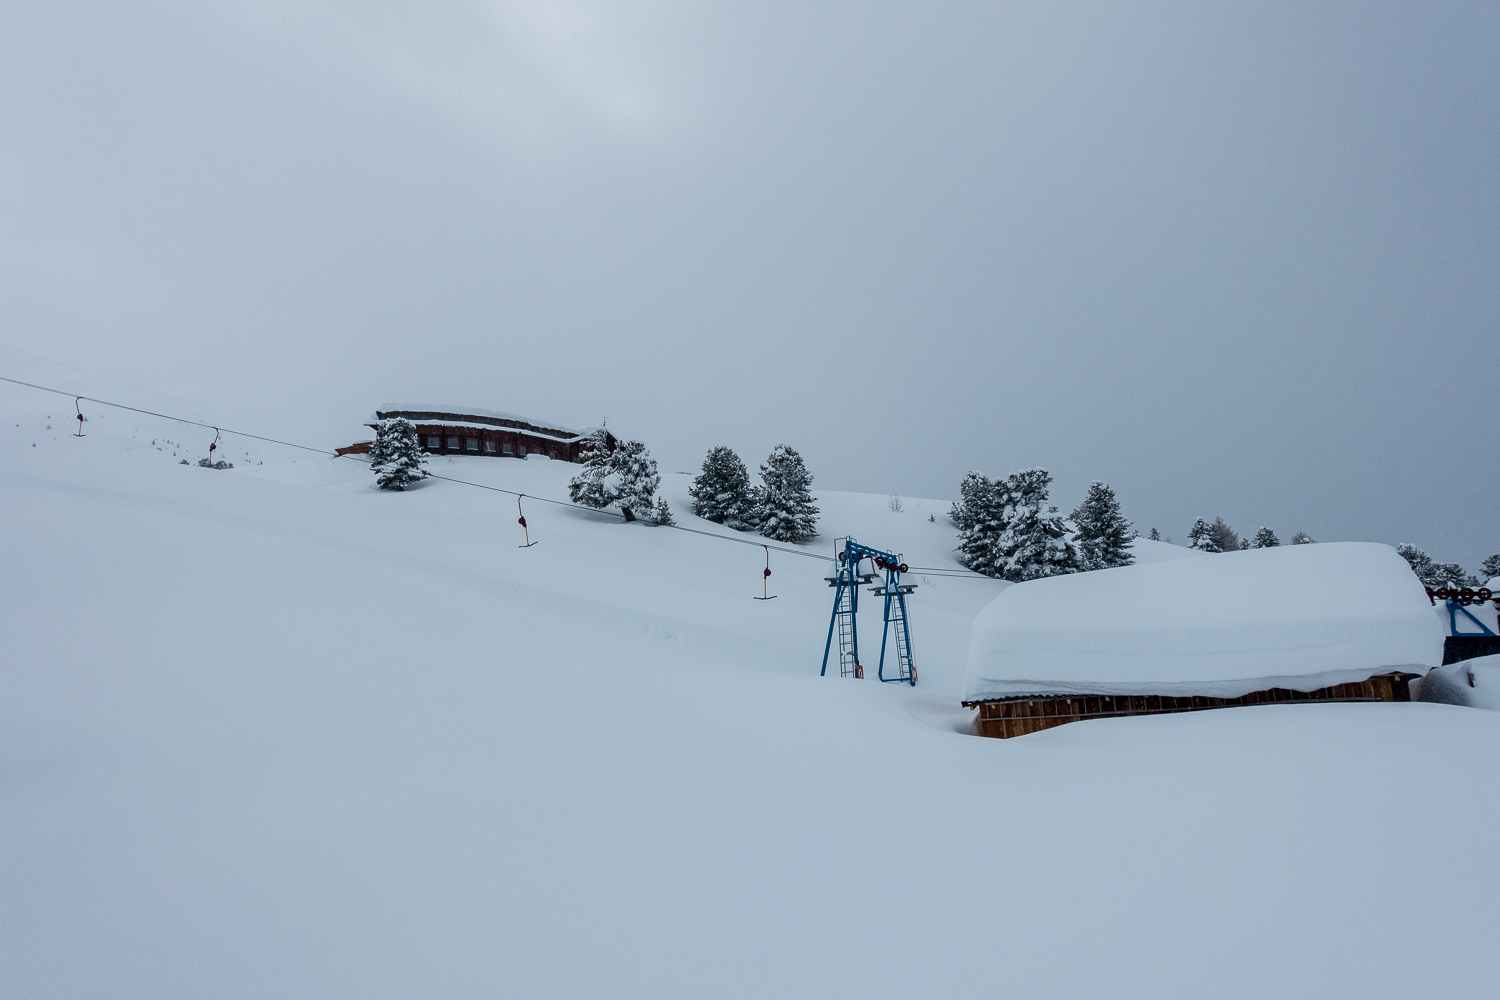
[1,373,998,575]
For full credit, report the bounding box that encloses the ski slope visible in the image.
[3,350,1499,999]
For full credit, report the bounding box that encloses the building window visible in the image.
[467,439,479,452]
[502,442,513,455]
[519,445,527,456]
[447,437,460,450]
[485,441,496,453]
[549,450,557,459]
[427,437,440,448]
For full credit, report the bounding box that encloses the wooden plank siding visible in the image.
[966,673,1413,739]
[410,423,586,463]
[348,411,619,465]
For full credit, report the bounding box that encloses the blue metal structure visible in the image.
[1446,599,1496,636]
[820,537,917,686]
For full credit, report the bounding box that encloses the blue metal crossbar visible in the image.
[1448,599,1497,637]
[820,537,917,686]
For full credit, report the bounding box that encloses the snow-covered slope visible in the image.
[4,355,1500,999]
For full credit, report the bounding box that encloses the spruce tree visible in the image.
[1480,554,1500,581]
[689,447,757,529]
[952,473,1008,576]
[567,429,615,509]
[1188,517,1220,552]
[612,440,661,521]
[652,496,675,526]
[1290,531,1314,545]
[1070,481,1134,571]
[567,430,661,521]
[1148,527,1160,541]
[756,444,818,543]
[1252,527,1280,548]
[369,417,427,491]
[993,468,1077,581]
[1396,544,1476,588]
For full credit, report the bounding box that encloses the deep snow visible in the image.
[964,541,1445,701]
[3,350,1499,999]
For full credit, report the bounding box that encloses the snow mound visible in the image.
[964,542,1444,702]
[1416,654,1500,711]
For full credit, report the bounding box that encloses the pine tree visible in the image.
[1207,517,1241,553]
[1188,517,1219,552]
[1070,481,1134,571]
[1435,562,1479,588]
[1290,531,1314,545]
[567,430,661,521]
[1148,527,1160,541]
[369,417,427,491]
[992,468,1078,581]
[567,429,615,510]
[756,444,819,543]
[689,447,757,529]
[652,496,675,526]
[1396,544,1476,587]
[1480,554,1500,581]
[1252,527,1280,548]
[612,440,661,521]
[952,473,1008,577]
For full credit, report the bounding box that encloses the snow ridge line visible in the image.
[1,373,988,578]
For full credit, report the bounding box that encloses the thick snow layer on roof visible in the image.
[369,406,603,439]
[964,542,1444,702]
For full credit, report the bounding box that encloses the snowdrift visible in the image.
[964,542,1444,702]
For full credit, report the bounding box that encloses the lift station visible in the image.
[821,537,917,686]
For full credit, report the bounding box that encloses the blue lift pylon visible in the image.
[820,537,918,686]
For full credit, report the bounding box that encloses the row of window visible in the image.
[424,436,557,459]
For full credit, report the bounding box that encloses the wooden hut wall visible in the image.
[411,424,584,462]
[968,673,1411,740]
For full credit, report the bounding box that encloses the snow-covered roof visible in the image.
[369,406,607,442]
[963,542,1444,703]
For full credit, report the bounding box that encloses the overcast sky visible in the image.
[2,1,1496,565]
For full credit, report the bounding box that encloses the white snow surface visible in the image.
[965,541,1445,702]
[4,347,1500,999]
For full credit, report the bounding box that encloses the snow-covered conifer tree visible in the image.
[567,431,661,521]
[567,429,615,509]
[1252,527,1280,548]
[1435,562,1478,587]
[756,444,818,543]
[1148,527,1160,541]
[1290,531,1314,545]
[652,496,674,526]
[952,473,1007,576]
[992,468,1077,581]
[1188,517,1220,552]
[1070,481,1134,571]
[1480,553,1500,580]
[611,440,660,521]
[689,447,757,529]
[369,417,427,491]
[1396,544,1475,587]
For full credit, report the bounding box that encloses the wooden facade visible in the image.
[346,409,616,465]
[965,673,1414,740]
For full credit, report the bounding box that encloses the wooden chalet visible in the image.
[338,407,616,464]
[962,542,1444,739]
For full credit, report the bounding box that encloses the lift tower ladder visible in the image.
[821,537,918,686]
